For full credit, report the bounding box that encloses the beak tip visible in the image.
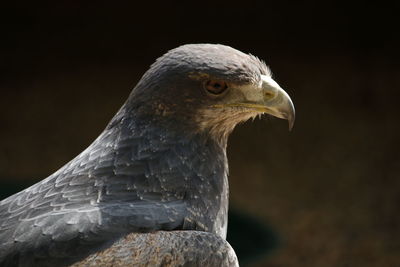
[288,119,295,131]
[287,110,295,131]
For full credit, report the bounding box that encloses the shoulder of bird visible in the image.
[71,231,239,267]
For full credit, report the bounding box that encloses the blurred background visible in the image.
[0,1,399,266]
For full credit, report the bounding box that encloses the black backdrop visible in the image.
[1,2,399,266]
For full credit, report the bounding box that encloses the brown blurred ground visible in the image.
[0,2,399,266]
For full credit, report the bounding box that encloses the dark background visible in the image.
[1,1,399,266]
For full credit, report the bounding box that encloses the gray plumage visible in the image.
[0,44,294,267]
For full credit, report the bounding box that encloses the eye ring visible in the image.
[204,80,228,95]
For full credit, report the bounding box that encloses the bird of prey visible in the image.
[0,44,294,267]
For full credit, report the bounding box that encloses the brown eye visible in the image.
[204,80,228,95]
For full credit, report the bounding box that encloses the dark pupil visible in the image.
[206,80,226,95]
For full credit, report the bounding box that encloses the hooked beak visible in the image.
[259,75,295,130]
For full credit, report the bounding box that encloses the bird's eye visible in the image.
[204,80,228,95]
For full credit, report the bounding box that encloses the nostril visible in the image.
[264,91,274,99]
